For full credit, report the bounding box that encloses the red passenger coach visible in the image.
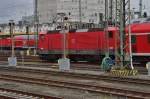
[38,27,118,62]
[0,37,11,50]
[126,23,150,62]
[0,35,36,50]
[14,35,36,50]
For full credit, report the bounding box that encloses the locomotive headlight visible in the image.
[40,48,44,50]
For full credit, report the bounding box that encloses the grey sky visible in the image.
[0,0,149,23]
[131,0,150,14]
[0,0,33,23]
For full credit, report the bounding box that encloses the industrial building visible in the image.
[36,0,105,24]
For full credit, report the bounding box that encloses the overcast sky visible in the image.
[0,0,33,23]
[131,0,150,13]
[0,0,149,23]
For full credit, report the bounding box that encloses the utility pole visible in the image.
[139,0,142,18]
[120,0,126,67]
[109,0,113,23]
[57,13,70,71]
[8,20,17,66]
[26,26,29,48]
[9,20,15,58]
[115,0,120,66]
[34,0,39,55]
[128,0,134,69]
[26,25,30,56]
[115,0,127,67]
[105,0,109,57]
[79,0,82,27]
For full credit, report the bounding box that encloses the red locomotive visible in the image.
[38,27,118,62]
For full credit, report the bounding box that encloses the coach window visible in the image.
[108,31,113,38]
[131,35,136,44]
[148,34,150,43]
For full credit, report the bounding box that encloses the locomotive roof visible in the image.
[126,23,150,33]
[45,27,117,34]
[14,35,37,40]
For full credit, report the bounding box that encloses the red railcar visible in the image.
[126,23,150,63]
[14,35,36,49]
[0,35,36,50]
[0,38,11,50]
[38,27,118,62]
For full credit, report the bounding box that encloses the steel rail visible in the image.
[0,87,61,99]
[0,66,149,86]
[0,74,149,99]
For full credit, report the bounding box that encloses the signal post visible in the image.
[8,20,17,66]
[58,13,70,71]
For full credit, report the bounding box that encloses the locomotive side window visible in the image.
[131,35,136,44]
[148,34,150,43]
[108,31,113,38]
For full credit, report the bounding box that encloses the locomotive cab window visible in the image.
[131,35,136,44]
[148,34,150,43]
[41,35,45,40]
[108,31,113,38]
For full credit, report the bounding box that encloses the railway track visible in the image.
[0,75,150,99]
[0,59,147,75]
[0,60,102,71]
[0,50,147,74]
[0,66,149,98]
[0,66,149,86]
[0,88,61,99]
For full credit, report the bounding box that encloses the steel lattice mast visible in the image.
[105,0,109,57]
[109,0,113,22]
[34,0,39,55]
[114,0,132,67]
